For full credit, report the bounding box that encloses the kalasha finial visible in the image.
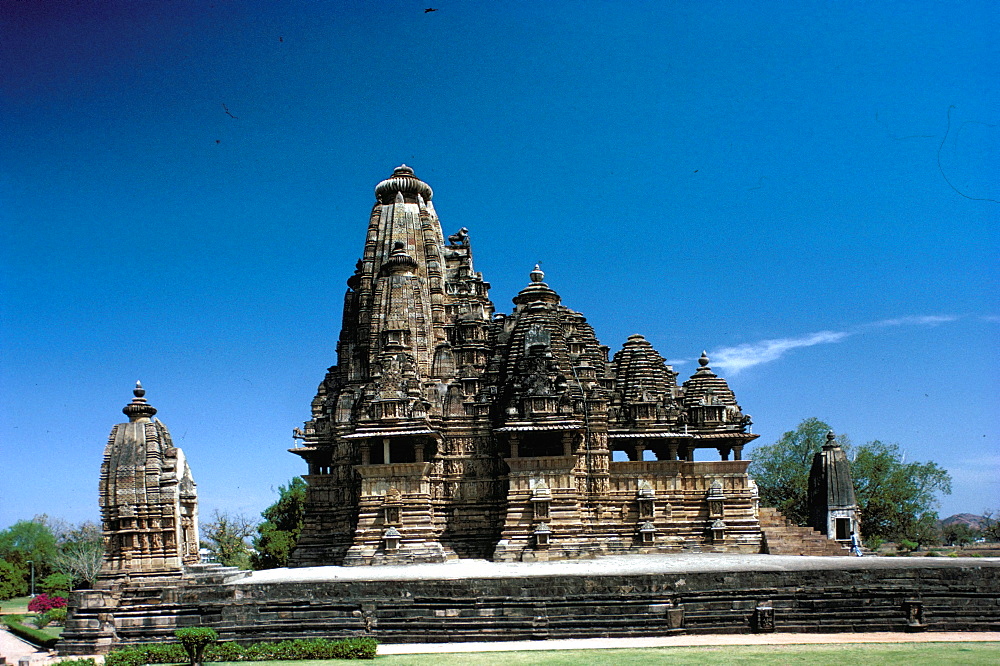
[699,351,710,367]
[825,430,838,448]
[530,264,545,283]
[123,381,157,420]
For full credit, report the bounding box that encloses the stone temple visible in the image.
[99,382,200,578]
[289,165,761,566]
[58,167,1000,654]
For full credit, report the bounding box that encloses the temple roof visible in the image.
[809,430,858,508]
[681,352,739,408]
[375,164,434,204]
[611,334,677,404]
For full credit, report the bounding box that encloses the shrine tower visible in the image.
[98,383,199,579]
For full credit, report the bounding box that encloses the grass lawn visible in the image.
[209,643,1000,666]
[0,596,32,614]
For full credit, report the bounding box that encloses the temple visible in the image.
[808,430,861,544]
[289,166,761,566]
[97,382,200,578]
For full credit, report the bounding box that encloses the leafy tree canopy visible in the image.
[0,518,58,576]
[749,418,952,545]
[252,477,306,570]
[0,558,28,600]
[201,510,256,570]
[748,418,849,525]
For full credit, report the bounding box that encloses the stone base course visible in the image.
[59,556,1000,654]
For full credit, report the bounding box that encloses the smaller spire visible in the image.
[530,264,545,283]
[123,381,157,420]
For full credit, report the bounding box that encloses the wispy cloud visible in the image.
[709,315,959,375]
[865,315,959,328]
[711,331,850,374]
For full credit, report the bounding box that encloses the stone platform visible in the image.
[59,555,1000,654]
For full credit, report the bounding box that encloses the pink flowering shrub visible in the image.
[27,593,68,613]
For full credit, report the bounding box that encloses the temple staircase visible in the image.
[759,507,849,556]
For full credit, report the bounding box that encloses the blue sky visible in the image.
[1,1,997,530]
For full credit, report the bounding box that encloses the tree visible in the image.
[201,510,255,569]
[850,440,951,546]
[941,522,978,547]
[980,510,1000,542]
[0,559,28,600]
[749,418,952,544]
[748,418,848,525]
[0,519,58,577]
[52,537,104,589]
[175,627,218,666]
[40,572,73,598]
[252,477,306,570]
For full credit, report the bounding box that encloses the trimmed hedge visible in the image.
[105,637,377,665]
[1,616,59,649]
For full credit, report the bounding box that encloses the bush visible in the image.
[57,660,98,666]
[924,551,940,557]
[106,636,378,664]
[43,607,68,626]
[105,644,186,666]
[40,572,73,599]
[175,627,218,666]
[27,593,68,613]
[1,616,59,649]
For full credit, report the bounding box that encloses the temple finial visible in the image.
[699,351,710,367]
[530,264,545,283]
[123,381,157,420]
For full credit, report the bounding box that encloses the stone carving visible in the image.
[448,227,470,246]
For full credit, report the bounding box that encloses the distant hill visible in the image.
[940,513,985,529]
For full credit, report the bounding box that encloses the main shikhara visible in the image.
[289,165,761,566]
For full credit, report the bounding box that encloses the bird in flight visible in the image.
[424,8,438,12]
[222,103,238,119]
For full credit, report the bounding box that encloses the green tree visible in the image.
[749,419,952,544]
[252,477,306,570]
[0,559,28,600]
[201,510,255,569]
[941,522,978,546]
[748,418,847,525]
[981,510,1000,542]
[851,440,951,546]
[40,572,73,598]
[0,519,58,577]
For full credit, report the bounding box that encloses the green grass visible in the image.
[208,643,1000,666]
[0,596,32,614]
[39,625,64,638]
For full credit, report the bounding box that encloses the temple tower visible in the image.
[808,430,861,543]
[98,383,199,579]
[290,166,500,566]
